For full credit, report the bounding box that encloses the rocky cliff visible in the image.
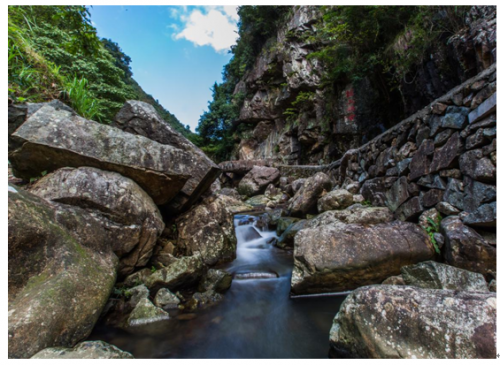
[230,6,496,165]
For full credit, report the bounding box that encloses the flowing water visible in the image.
[90,213,346,358]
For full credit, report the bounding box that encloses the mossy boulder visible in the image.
[8,186,118,358]
[31,341,134,359]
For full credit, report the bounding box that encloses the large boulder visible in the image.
[237,165,280,197]
[317,189,353,212]
[144,254,204,293]
[8,186,118,358]
[440,216,496,275]
[330,285,496,358]
[29,167,164,276]
[288,172,333,217]
[291,221,434,294]
[277,206,394,248]
[176,195,237,267]
[113,101,221,212]
[31,341,134,359]
[401,261,489,293]
[9,103,191,205]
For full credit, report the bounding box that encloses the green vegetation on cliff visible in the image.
[197,5,472,162]
[8,5,195,140]
[307,6,470,85]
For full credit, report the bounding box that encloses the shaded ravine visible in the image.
[90,213,345,358]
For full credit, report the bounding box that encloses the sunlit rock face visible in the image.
[329,285,496,359]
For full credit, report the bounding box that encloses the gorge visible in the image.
[7,5,498,359]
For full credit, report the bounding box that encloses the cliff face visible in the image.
[231,6,496,165]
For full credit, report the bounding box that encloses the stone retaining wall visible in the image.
[280,64,497,224]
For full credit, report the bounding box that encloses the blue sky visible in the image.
[89,6,239,131]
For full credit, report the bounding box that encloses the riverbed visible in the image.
[90,213,346,358]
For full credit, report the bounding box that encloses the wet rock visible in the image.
[8,187,118,358]
[128,298,169,326]
[29,167,164,276]
[31,341,134,359]
[8,103,191,205]
[144,254,204,293]
[462,202,496,228]
[429,132,463,173]
[459,149,496,182]
[395,196,424,221]
[441,216,496,275]
[330,285,496,358]
[276,217,301,235]
[191,290,223,308]
[277,219,309,248]
[237,166,280,197]
[416,174,446,190]
[176,195,237,266]
[128,284,150,307]
[288,172,333,217]
[154,288,180,310]
[381,275,405,285]
[317,189,353,212]
[385,177,410,212]
[113,100,221,212]
[198,269,232,293]
[291,220,434,294]
[401,261,489,292]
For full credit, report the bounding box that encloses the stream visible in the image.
[90,213,346,358]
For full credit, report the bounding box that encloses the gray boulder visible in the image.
[9,103,191,205]
[317,189,353,212]
[330,285,496,358]
[8,187,118,358]
[176,194,237,266]
[113,100,221,212]
[198,269,232,293]
[144,254,204,293]
[288,172,333,217]
[401,261,489,292]
[154,288,180,310]
[29,167,164,276]
[127,298,170,327]
[31,341,134,359]
[237,165,280,197]
[291,221,434,294]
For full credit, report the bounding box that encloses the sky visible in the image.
[89,5,239,132]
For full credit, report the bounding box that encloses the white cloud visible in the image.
[173,7,239,53]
